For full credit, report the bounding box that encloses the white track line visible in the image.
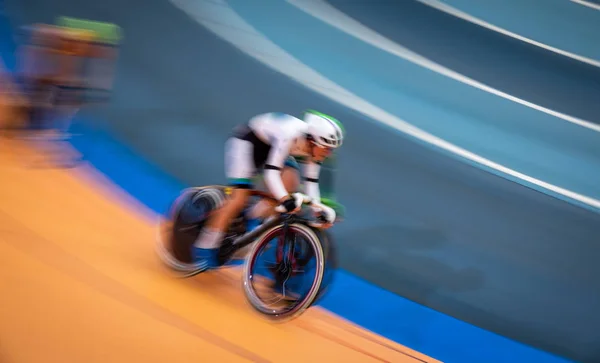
[415,0,600,69]
[287,0,600,134]
[571,0,600,11]
[169,0,600,213]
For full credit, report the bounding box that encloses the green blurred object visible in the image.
[297,151,345,219]
[56,16,123,45]
[317,151,345,219]
[319,197,346,219]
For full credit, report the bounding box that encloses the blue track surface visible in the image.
[3,0,599,362]
[426,0,600,63]
[327,0,600,124]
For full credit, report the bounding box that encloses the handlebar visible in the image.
[273,193,337,227]
[273,193,319,213]
[248,190,332,216]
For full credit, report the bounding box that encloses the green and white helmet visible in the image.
[303,110,345,148]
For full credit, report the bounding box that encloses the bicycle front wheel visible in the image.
[241,222,326,322]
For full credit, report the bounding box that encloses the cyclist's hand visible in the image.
[311,204,336,229]
[278,194,302,214]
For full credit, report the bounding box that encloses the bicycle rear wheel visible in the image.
[155,186,226,276]
[242,222,326,322]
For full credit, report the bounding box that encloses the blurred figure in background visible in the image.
[8,17,121,167]
[13,23,95,166]
[56,16,122,105]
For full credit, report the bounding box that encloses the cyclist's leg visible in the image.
[192,137,255,269]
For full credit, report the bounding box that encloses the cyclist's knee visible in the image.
[226,186,250,210]
[210,186,249,228]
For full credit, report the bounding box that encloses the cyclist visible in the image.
[190,110,344,273]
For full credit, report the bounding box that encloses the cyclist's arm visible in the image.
[264,137,294,202]
[302,160,321,202]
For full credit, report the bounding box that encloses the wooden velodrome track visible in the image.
[0,135,441,363]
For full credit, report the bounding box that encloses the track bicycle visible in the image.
[155,185,341,322]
